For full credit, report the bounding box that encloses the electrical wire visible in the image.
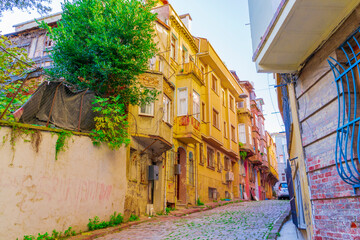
[266,74,285,131]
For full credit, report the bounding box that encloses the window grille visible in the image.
[328,29,360,193]
[279,74,292,151]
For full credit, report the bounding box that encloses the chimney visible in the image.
[179,13,192,32]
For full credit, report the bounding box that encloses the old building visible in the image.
[272,132,288,183]
[5,0,248,216]
[248,0,360,239]
[266,131,278,199]
[232,73,255,200]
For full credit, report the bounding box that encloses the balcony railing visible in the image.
[174,115,201,143]
[181,61,204,82]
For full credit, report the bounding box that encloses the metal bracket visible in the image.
[273,83,287,88]
[353,184,360,195]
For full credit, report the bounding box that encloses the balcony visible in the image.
[269,166,279,181]
[248,0,359,72]
[174,115,202,144]
[179,61,204,83]
[248,153,262,165]
[237,107,251,116]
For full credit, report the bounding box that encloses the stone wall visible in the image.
[296,5,360,239]
[0,125,127,239]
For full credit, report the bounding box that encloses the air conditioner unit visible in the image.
[174,164,181,175]
[226,171,234,181]
[148,165,159,181]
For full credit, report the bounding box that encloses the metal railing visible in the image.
[328,27,360,194]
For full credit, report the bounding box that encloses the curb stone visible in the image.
[267,206,291,240]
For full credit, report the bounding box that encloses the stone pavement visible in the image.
[97,200,290,240]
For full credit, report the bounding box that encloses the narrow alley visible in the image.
[97,201,289,240]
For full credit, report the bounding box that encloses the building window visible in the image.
[248,125,252,145]
[170,35,176,60]
[229,95,234,111]
[213,109,219,129]
[255,114,259,129]
[211,75,218,93]
[238,101,244,108]
[178,88,188,116]
[217,151,221,171]
[189,152,194,186]
[139,90,154,116]
[163,95,171,123]
[45,35,53,48]
[246,98,250,110]
[208,187,217,200]
[222,89,226,106]
[224,156,230,171]
[149,56,156,70]
[327,30,360,191]
[200,143,204,165]
[238,123,246,144]
[231,125,236,142]
[207,147,215,168]
[224,121,227,138]
[201,102,206,122]
[193,91,200,121]
[182,45,189,64]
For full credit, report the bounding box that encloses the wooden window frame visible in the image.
[212,108,219,129]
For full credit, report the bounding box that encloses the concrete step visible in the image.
[176,203,187,209]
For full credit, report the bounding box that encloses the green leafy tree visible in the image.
[0,36,30,83]
[0,36,35,121]
[39,0,158,105]
[39,0,159,149]
[0,0,52,18]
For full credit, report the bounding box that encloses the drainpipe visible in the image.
[195,143,198,202]
[164,152,167,211]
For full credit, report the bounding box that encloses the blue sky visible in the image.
[0,0,284,133]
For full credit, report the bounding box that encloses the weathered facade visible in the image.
[249,0,360,239]
[233,76,256,200]
[266,131,278,199]
[0,125,127,240]
[272,132,287,183]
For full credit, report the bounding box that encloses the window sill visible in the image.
[231,139,237,143]
[139,113,154,118]
[207,166,215,171]
[213,125,221,131]
[211,88,219,96]
[163,120,173,127]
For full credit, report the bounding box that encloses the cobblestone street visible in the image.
[98,200,289,240]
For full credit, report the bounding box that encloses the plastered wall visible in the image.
[0,126,127,239]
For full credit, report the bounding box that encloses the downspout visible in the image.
[195,143,198,202]
[163,152,167,211]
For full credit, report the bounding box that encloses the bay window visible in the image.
[178,88,188,116]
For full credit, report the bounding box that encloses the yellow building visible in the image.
[195,37,243,203]
[122,0,245,214]
[145,2,244,209]
[266,131,278,199]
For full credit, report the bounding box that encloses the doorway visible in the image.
[176,147,187,203]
